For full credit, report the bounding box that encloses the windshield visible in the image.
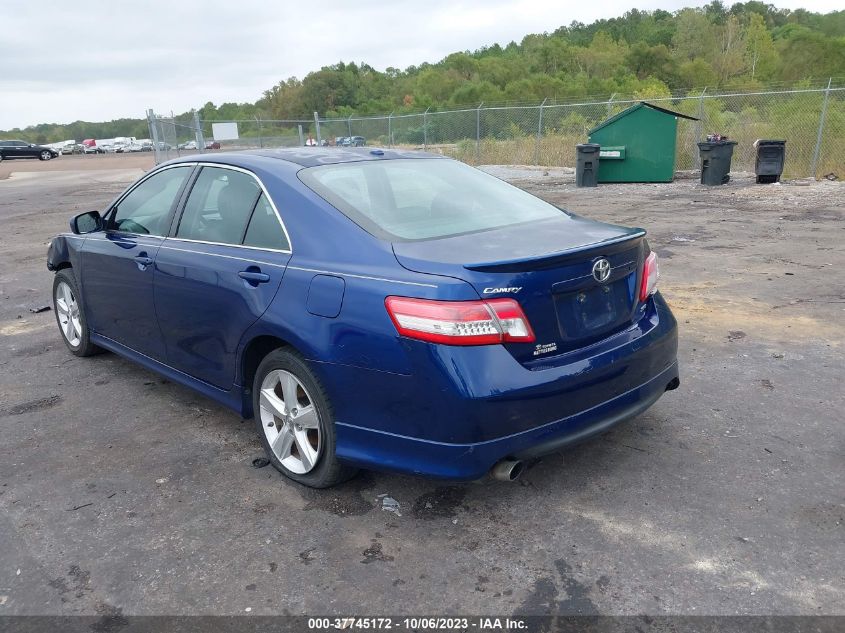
[298,158,564,241]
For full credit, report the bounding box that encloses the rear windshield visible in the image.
[298,158,563,241]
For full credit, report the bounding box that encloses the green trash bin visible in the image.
[698,140,737,186]
[575,143,600,187]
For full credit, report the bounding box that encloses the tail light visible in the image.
[639,251,660,302]
[385,297,535,346]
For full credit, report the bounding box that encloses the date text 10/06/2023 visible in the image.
[307,617,528,630]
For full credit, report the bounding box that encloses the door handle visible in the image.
[133,254,154,269]
[238,270,270,283]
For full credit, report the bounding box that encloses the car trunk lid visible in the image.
[392,214,647,364]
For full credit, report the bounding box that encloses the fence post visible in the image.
[388,111,394,148]
[423,107,430,150]
[147,109,162,164]
[193,111,205,153]
[313,112,321,145]
[694,87,707,168]
[347,116,353,140]
[476,102,483,163]
[255,115,263,148]
[811,78,832,179]
[534,98,547,166]
[297,124,304,147]
[607,93,616,119]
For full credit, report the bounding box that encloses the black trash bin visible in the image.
[698,140,737,185]
[754,139,786,183]
[575,143,600,187]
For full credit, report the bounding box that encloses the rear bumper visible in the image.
[335,361,678,480]
[323,293,679,480]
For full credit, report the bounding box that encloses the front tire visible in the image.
[253,349,357,488]
[53,269,99,356]
[39,150,53,161]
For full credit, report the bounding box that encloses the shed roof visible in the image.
[588,101,698,134]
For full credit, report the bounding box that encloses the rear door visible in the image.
[6,141,31,158]
[154,165,290,389]
[79,164,194,360]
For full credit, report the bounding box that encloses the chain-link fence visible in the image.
[146,110,315,164]
[148,80,844,179]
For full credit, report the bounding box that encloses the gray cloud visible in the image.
[0,0,840,128]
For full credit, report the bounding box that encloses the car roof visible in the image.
[169,147,444,169]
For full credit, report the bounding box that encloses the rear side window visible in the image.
[176,166,261,245]
[243,193,289,251]
[298,158,563,241]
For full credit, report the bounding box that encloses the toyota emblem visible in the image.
[592,258,611,283]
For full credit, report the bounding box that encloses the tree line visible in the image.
[3,1,844,144]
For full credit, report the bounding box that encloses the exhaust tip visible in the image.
[665,377,680,391]
[490,459,525,482]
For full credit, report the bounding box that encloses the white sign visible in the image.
[600,150,621,158]
[212,122,239,141]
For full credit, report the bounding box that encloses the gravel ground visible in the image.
[0,159,842,619]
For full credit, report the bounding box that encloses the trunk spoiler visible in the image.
[463,230,646,273]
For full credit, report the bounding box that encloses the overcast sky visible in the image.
[0,0,839,129]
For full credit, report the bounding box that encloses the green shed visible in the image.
[587,102,698,183]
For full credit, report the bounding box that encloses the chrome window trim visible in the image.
[181,162,293,254]
[163,236,291,256]
[157,243,287,268]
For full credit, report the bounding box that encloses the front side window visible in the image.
[176,167,261,245]
[110,166,192,236]
[298,158,563,241]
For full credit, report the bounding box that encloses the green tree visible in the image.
[744,13,778,80]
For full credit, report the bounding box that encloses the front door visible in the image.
[154,165,291,389]
[78,165,193,360]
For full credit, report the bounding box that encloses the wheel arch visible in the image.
[239,334,291,418]
[47,235,73,272]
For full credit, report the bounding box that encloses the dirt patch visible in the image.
[0,153,154,180]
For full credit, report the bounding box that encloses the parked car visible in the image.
[156,142,173,151]
[62,143,85,155]
[0,140,59,161]
[178,140,198,150]
[338,136,365,147]
[47,148,678,488]
[204,140,221,150]
[83,144,104,154]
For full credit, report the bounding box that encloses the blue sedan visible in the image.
[47,148,679,488]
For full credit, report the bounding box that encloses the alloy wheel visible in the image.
[259,369,322,474]
[55,281,82,347]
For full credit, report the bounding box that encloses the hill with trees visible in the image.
[3,1,844,143]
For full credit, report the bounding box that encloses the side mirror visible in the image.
[70,210,102,234]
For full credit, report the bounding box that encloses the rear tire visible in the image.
[53,269,100,357]
[253,349,357,488]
